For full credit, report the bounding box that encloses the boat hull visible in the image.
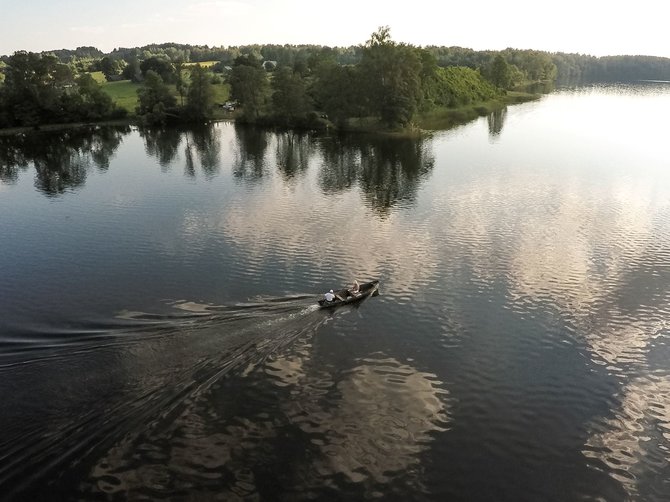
[318,280,379,308]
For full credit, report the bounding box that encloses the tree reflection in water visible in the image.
[0,126,128,196]
[140,126,183,169]
[487,107,507,138]
[275,131,312,183]
[232,123,270,183]
[318,134,435,215]
[228,127,435,215]
[186,125,222,179]
[1,124,435,215]
[139,125,222,178]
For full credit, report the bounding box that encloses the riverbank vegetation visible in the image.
[1,28,669,132]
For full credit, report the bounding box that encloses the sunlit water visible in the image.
[1,83,669,501]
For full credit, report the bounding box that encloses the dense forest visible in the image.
[1,27,669,131]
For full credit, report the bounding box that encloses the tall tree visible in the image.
[358,27,422,127]
[0,51,74,126]
[185,64,215,121]
[270,66,312,126]
[99,56,121,80]
[140,56,176,83]
[174,61,186,106]
[136,70,176,124]
[311,63,362,127]
[122,58,142,82]
[59,73,120,121]
[229,55,269,121]
[489,55,513,89]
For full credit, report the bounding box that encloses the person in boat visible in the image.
[324,289,335,302]
[349,280,360,297]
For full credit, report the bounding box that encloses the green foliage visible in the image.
[98,56,123,80]
[229,56,269,121]
[0,51,75,126]
[311,63,362,126]
[270,66,313,126]
[514,50,556,81]
[7,34,670,131]
[185,65,215,121]
[488,55,513,89]
[433,66,500,107]
[174,61,186,106]
[571,55,670,83]
[140,56,176,84]
[136,70,177,125]
[46,46,104,62]
[233,54,263,69]
[122,58,142,83]
[358,27,423,128]
[63,73,123,121]
[0,51,126,128]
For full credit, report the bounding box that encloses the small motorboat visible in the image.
[318,280,380,308]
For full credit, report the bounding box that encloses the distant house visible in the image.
[262,60,277,71]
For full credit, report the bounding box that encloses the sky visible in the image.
[1,0,668,58]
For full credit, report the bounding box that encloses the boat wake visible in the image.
[0,294,327,498]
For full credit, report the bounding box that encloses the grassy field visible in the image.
[102,80,142,113]
[211,83,230,105]
[101,79,230,116]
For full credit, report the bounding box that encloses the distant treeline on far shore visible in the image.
[1,27,669,131]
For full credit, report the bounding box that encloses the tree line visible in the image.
[6,39,668,85]
[2,27,670,130]
[0,52,217,128]
[0,52,126,128]
[224,27,504,130]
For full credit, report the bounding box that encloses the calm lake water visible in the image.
[1,83,669,501]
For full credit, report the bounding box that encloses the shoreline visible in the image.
[0,92,541,137]
[0,118,138,136]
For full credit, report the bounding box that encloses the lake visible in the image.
[1,83,669,501]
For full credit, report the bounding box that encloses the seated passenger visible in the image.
[324,290,335,302]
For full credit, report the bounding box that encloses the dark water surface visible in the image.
[1,84,669,501]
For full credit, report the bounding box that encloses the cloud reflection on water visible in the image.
[433,148,670,498]
[85,326,450,499]
[266,352,450,487]
[162,119,670,498]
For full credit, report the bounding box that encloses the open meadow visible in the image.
[99,77,230,116]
